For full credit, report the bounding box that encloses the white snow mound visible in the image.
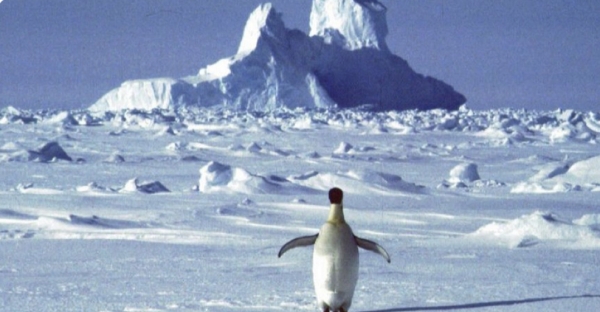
[449,163,480,183]
[512,155,600,193]
[198,161,312,194]
[551,155,600,185]
[289,169,424,195]
[469,211,600,248]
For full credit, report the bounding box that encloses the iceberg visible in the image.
[90,0,466,112]
[310,0,390,51]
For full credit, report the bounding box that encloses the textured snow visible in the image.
[2,106,600,311]
[89,0,465,113]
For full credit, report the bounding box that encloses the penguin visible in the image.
[278,187,390,312]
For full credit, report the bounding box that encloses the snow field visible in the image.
[1,106,600,311]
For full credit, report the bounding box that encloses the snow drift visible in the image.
[197,161,422,196]
[198,161,312,195]
[89,0,465,112]
[288,169,424,195]
[512,155,600,193]
[469,211,600,248]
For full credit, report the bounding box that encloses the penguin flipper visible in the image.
[355,236,391,263]
[278,234,318,258]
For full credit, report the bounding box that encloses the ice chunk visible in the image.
[449,163,480,183]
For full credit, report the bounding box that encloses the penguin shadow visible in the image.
[359,294,600,311]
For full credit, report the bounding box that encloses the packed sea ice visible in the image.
[1,106,599,311]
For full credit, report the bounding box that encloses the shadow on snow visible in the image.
[360,294,600,312]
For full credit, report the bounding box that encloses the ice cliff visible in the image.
[310,0,390,51]
[90,0,466,112]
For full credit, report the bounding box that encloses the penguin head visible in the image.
[329,187,343,204]
[327,187,346,224]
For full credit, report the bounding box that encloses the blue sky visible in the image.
[1,0,598,111]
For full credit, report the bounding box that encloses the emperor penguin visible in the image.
[278,187,390,312]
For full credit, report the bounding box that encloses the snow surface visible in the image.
[89,0,465,113]
[1,105,600,311]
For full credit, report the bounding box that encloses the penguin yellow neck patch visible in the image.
[327,204,346,224]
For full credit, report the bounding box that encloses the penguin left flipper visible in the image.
[355,236,391,263]
[278,234,319,258]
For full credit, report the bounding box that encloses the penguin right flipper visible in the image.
[355,236,391,263]
[278,234,318,258]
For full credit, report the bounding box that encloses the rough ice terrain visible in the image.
[1,106,600,311]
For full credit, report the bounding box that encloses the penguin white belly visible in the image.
[313,222,359,310]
